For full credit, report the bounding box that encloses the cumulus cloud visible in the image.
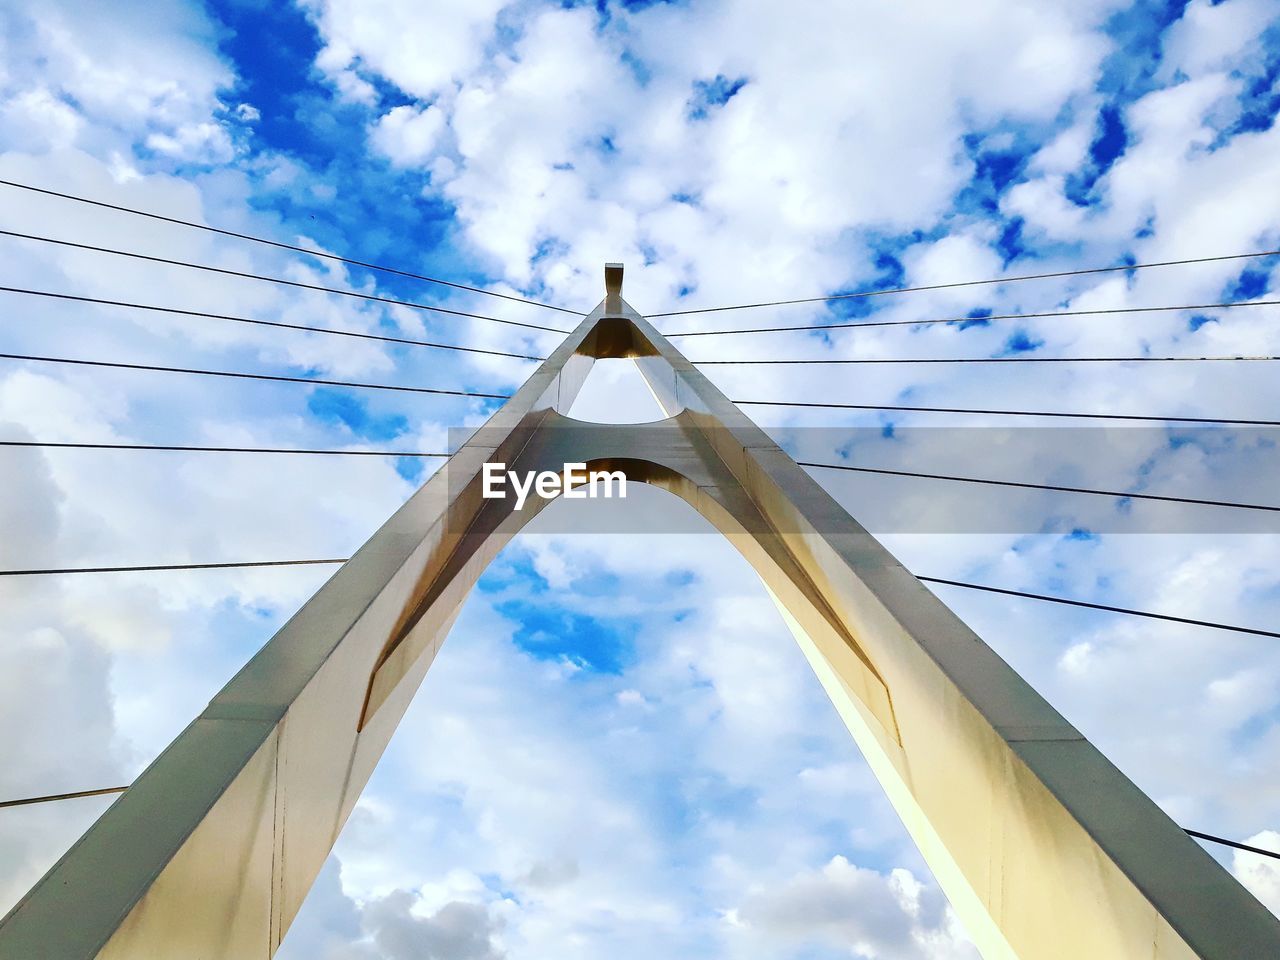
[1235,832,1280,917]
[0,0,234,161]
[733,856,976,959]
[0,87,83,150]
[361,895,504,960]
[145,120,235,163]
[309,0,1118,309]
[305,0,510,100]
[370,104,448,168]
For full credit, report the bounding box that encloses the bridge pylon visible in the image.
[2,263,1277,959]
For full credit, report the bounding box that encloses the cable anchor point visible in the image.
[605,262,624,314]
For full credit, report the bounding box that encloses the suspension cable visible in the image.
[0,178,581,316]
[0,353,512,400]
[734,399,1280,427]
[0,559,346,576]
[651,250,1280,318]
[0,787,129,810]
[0,230,572,334]
[1185,830,1280,860]
[0,441,448,456]
[697,354,1280,365]
[798,461,1279,514]
[665,298,1280,337]
[919,576,1280,639]
[0,286,546,361]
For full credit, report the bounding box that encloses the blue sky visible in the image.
[2,0,1280,957]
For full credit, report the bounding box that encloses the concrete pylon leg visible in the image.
[2,266,1277,959]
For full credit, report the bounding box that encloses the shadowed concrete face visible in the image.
[1,266,1277,959]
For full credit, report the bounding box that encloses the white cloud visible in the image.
[1160,0,1277,81]
[145,120,235,163]
[0,87,83,151]
[301,0,1118,308]
[304,0,511,100]
[371,104,448,168]
[1002,174,1088,239]
[360,894,504,960]
[1234,832,1280,917]
[1029,117,1095,175]
[0,0,234,164]
[733,856,976,959]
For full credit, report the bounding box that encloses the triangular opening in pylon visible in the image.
[565,358,667,424]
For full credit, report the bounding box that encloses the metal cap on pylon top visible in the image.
[604,262,624,313]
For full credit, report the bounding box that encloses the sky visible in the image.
[2,0,1280,957]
